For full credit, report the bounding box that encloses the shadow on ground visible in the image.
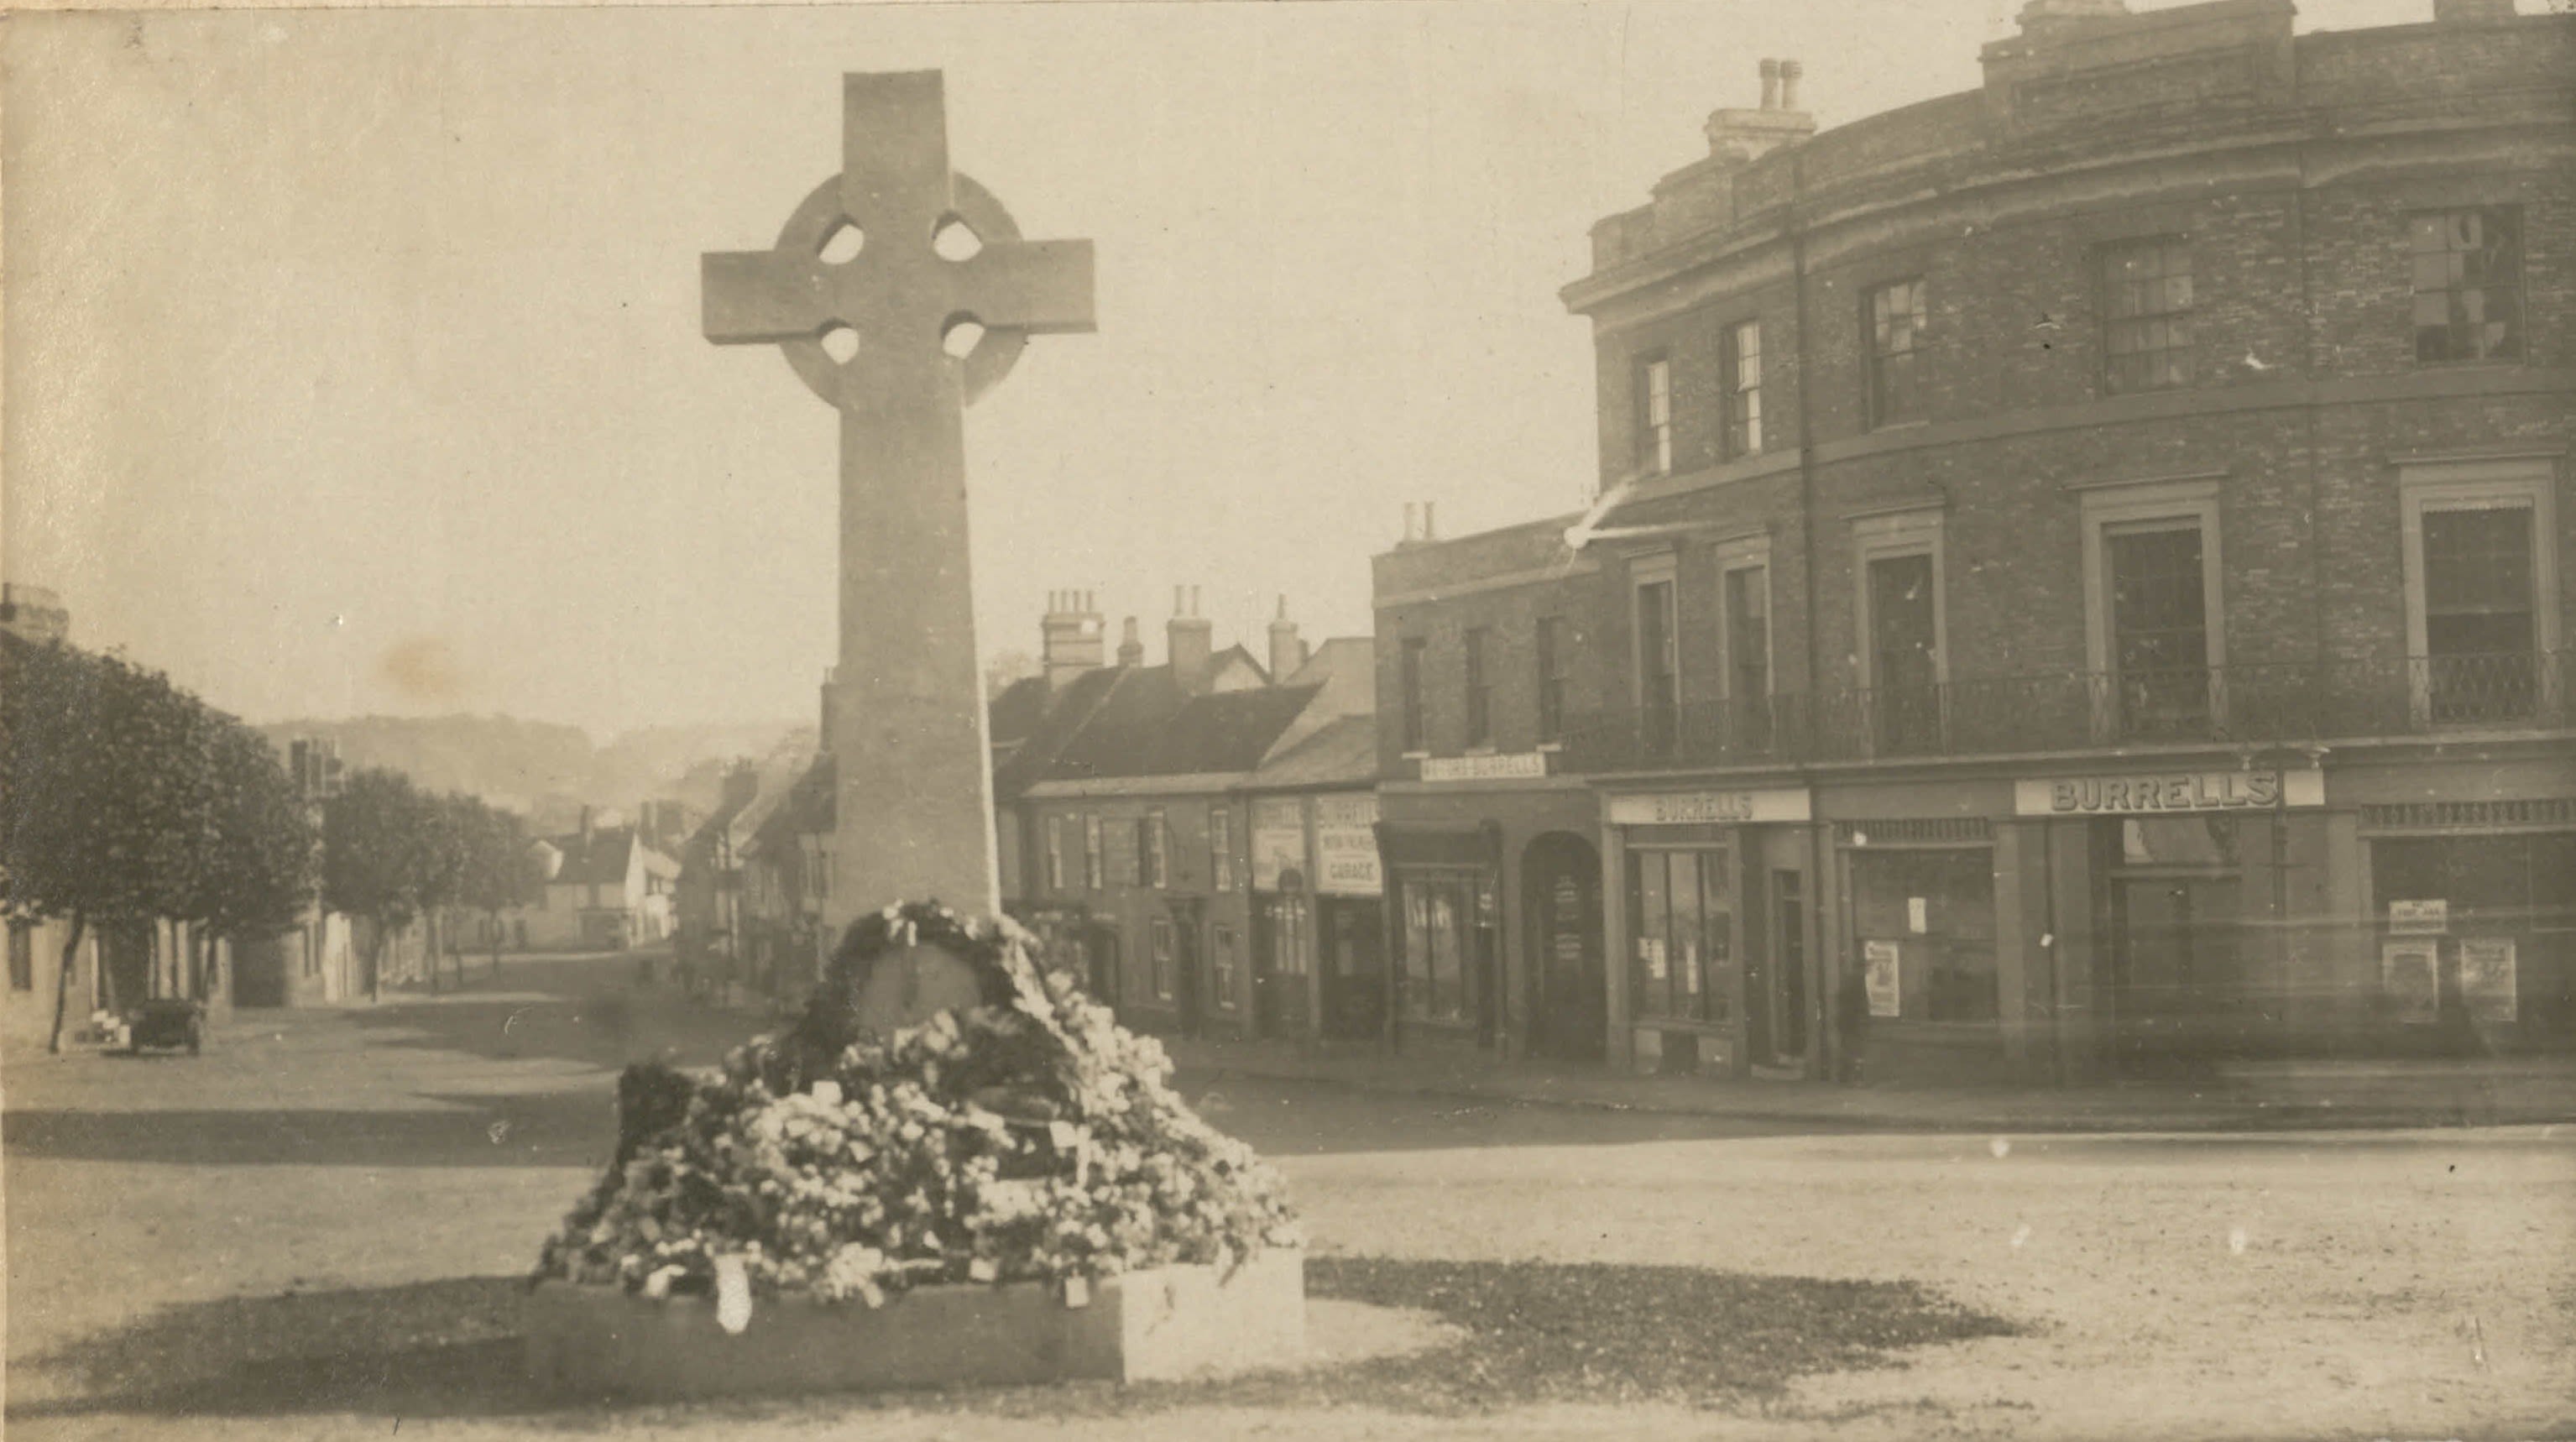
[6,1259,2018,1424]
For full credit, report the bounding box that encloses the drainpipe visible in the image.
[1789,153,1835,1080]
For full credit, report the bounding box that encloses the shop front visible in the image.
[1378,773,1602,1060]
[2333,753,2573,1059]
[1600,784,1817,1079]
[1246,789,1388,1043]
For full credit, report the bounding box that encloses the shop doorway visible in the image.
[1319,896,1385,1041]
[1523,833,1605,1063]
[2108,816,2249,1072]
[1254,878,1314,1041]
[1753,865,1810,1068]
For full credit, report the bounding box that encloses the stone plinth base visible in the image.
[525,1247,1304,1399]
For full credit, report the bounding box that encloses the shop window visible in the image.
[2411,208,2522,363]
[1865,279,1927,429]
[1270,895,1311,977]
[1399,876,1486,1023]
[1399,637,1428,752]
[1626,848,1732,1023]
[1722,320,1762,458]
[2399,460,2558,727]
[1847,847,1997,1021]
[2101,237,2194,394]
[1636,352,1673,476]
[1210,807,1236,893]
[8,922,32,992]
[1149,915,1176,1001]
[2370,832,2575,1028]
[1212,923,1239,1010]
[1535,616,1570,744]
[1463,626,1492,747]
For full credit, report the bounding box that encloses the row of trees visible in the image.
[2,636,540,1051]
[321,765,540,998]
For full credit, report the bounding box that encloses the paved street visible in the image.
[6,951,2572,1440]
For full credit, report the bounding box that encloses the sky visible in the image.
[3,0,2447,737]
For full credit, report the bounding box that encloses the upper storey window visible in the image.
[2412,209,2523,364]
[1636,353,1674,476]
[2102,238,2194,394]
[1722,321,1763,459]
[1865,280,1927,429]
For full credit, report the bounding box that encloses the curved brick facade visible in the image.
[1374,0,2574,1084]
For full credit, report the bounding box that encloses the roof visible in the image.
[1040,677,1321,785]
[1246,713,1380,791]
[546,826,638,887]
[987,675,1053,750]
[990,664,1128,800]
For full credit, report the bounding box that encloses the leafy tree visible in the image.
[2,639,212,1048]
[179,719,317,995]
[457,801,537,977]
[322,767,434,1001]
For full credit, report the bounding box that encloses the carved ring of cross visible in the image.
[760,172,1034,408]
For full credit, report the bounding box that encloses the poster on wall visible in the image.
[1864,940,1902,1019]
[2380,938,2440,1024]
[1312,794,1382,896]
[1250,797,1306,892]
[2460,938,2517,1024]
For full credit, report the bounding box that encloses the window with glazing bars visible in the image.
[2411,209,2523,363]
[1865,280,1926,428]
[1722,321,1762,457]
[1534,616,1568,743]
[2103,238,2193,394]
[1637,354,1673,475]
[1463,626,1492,747]
[2104,523,2210,735]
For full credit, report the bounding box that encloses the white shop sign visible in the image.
[2013,769,2323,817]
[1419,751,1549,782]
[1607,788,1811,827]
[2387,899,2448,935]
[1250,797,1308,892]
[1312,793,1382,896]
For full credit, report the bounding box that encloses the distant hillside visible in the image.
[258,714,814,815]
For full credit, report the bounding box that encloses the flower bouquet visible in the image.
[532,901,1300,1324]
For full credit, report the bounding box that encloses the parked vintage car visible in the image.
[125,997,206,1055]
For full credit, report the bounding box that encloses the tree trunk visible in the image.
[490,909,504,980]
[366,921,384,1003]
[45,912,88,1053]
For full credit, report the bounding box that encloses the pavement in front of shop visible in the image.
[1157,1034,2576,1133]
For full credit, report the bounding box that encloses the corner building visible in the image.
[1378,0,2574,1084]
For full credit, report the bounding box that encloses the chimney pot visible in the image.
[1779,60,1802,112]
[1117,615,1143,667]
[1759,58,1781,111]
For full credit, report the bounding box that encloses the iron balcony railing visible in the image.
[1554,651,2567,772]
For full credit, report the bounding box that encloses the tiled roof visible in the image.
[1246,713,1380,789]
[546,826,637,887]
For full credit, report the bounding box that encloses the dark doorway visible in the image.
[1523,833,1606,1063]
[1319,897,1386,1042]
[1254,876,1315,1041]
[1766,868,1809,1064]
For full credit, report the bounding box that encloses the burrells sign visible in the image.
[2014,768,2325,817]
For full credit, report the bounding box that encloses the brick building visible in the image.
[997,590,1374,1040]
[1378,0,2573,1084]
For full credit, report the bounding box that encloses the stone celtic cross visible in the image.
[704,71,1094,926]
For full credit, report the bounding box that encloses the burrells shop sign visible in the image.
[2014,768,2325,817]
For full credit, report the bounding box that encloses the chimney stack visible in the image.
[1705,58,1816,165]
[1041,588,1106,691]
[1117,615,1144,667]
[1267,595,1308,683]
[1168,584,1214,694]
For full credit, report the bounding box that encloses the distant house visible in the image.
[521,815,678,951]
